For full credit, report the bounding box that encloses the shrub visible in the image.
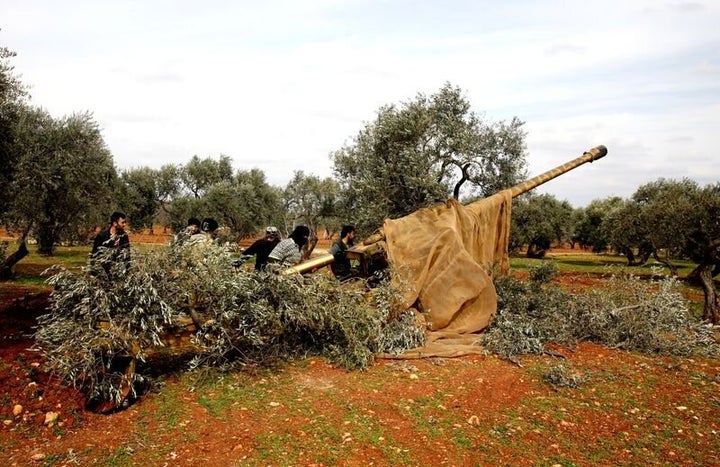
[483,264,719,359]
[541,363,586,389]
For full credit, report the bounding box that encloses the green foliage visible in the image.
[179,154,234,198]
[169,165,281,239]
[283,171,340,235]
[572,196,625,253]
[527,261,559,284]
[36,244,424,403]
[602,178,719,321]
[573,270,717,355]
[541,363,586,389]
[0,41,28,218]
[510,193,574,256]
[685,182,720,263]
[332,82,527,235]
[116,167,158,231]
[6,107,115,252]
[483,266,719,359]
[483,267,576,357]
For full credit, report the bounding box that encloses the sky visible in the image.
[2,0,719,207]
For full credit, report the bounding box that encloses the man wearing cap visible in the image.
[240,226,281,271]
[268,225,310,267]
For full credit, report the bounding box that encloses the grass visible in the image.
[510,251,697,277]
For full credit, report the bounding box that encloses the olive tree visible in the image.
[0,41,28,277]
[331,83,527,234]
[115,167,158,233]
[682,182,720,323]
[283,171,340,236]
[631,179,699,275]
[510,193,574,258]
[604,199,654,266]
[608,179,719,323]
[169,166,281,240]
[0,42,27,217]
[179,154,234,198]
[7,108,115,255]
[571,196,625,253]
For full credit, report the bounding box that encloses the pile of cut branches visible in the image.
[35,243,424,407]
[483,262,719,359]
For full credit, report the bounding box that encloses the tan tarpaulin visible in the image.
[381,190,513,358]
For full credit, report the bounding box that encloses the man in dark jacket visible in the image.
[329,225,357,281]
[92,211,130,255]
[241,226,281,271]
[90,211,130,276]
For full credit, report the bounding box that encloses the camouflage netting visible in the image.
[382,192,512,357]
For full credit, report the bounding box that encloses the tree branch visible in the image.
[452,163,472,199]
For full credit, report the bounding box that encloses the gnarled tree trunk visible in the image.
[652,250,678,276]
[687,258,720,285]
[625,244,653,267]
[697,262,720,324]
[37,219,57,255]
[0,240,29,280]
[526,243,547,259]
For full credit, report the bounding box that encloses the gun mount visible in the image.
[282,145,608,277]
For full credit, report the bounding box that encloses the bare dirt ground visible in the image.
[2,278,720,466]
[1,233,719,465]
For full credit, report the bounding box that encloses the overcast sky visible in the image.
[2,0,718,207]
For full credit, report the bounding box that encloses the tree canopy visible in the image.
[332,83,528,234]
[0,42,27,219]
[510,193,574,258]
[7,108,115,254]
[283,171,340,236]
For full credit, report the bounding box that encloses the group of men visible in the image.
[173,217,220,246]
[91,211,359,280]
[241,225,311,270]
[242,223,358,280]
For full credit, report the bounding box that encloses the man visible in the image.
[329,225,357,281]
[90,212,130,276]
[172,217,202,246]
[268,225,310,267]
[91,211,130,256]
[187,218,219,246]
[240,226,281,271]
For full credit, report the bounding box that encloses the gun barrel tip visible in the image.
[587,145,608,160]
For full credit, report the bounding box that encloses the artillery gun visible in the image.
[53,145,608,414]
[283,145,608,277]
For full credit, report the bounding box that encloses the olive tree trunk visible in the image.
[698,263,720,324]
[0,241,29,280]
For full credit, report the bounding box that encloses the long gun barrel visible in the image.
[507,145,607,198]
[282,145,608,276]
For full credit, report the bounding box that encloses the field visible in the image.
[1,237,719,466]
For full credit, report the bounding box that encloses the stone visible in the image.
[44,411,59,425]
